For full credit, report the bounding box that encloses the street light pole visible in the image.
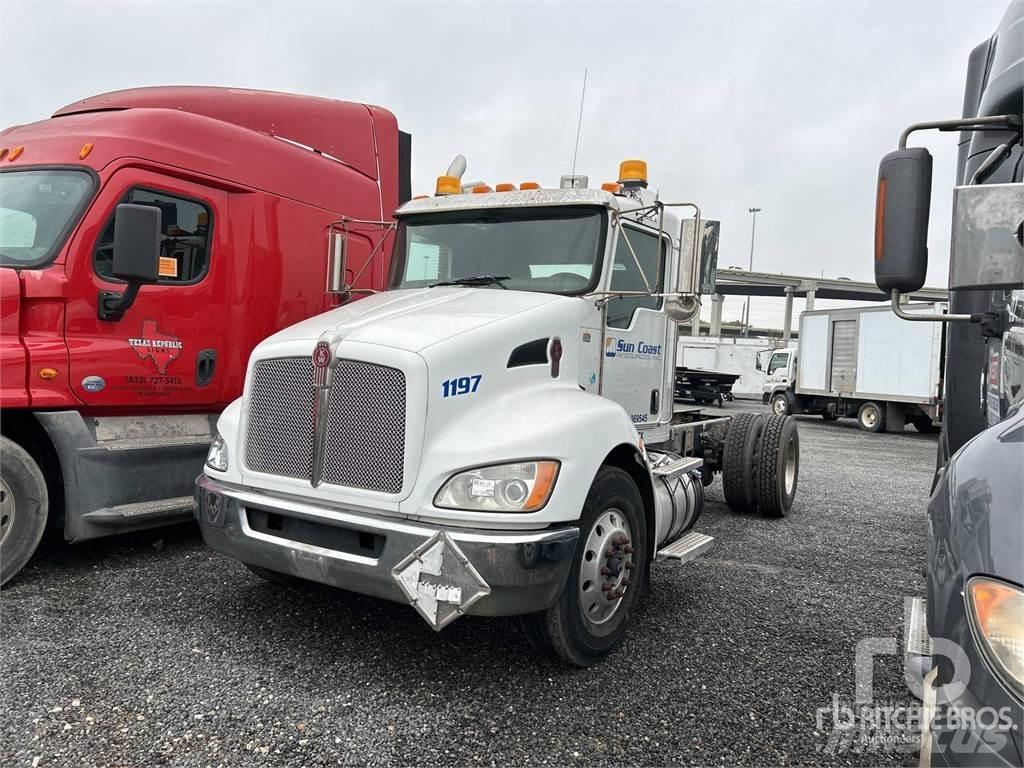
[743,207,762,337]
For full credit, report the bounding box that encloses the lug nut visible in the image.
[600,567,611,576]
[605,548,617,557]
[601,582,612,592]
[624,561,634,570]
[623,545,634,554]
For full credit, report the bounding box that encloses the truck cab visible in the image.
[872,2,1023,763]
[195,160,802,666]
[760,348,796,413]
[0,87,409,585]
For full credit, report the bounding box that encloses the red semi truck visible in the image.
[0,86,410,584]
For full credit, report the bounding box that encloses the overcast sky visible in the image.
[1,0,1009,327]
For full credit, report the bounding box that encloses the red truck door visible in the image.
[64,169,231,409]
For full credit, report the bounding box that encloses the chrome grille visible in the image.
[245,358,315,479]
[244,357,406,494]
[322,361,406,493]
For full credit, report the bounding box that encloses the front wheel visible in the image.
[0,437,49,587]
[770,392,791,417]
[521,466,647,667]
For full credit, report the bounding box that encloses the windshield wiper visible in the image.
[429,275,510,289]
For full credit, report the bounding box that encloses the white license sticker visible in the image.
[470,478,496,497]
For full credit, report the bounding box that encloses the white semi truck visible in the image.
[194,160,800,666]
[760,303,945,432]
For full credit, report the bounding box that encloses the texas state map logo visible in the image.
[128,320,183,374]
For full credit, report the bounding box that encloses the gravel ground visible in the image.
[1,402,937,767]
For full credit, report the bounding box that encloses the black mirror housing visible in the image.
[874,148,932,293]
[98,204,162,321]
[112,203,161,283]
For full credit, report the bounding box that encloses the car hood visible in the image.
[260,287,573,353]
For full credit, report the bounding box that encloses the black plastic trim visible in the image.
[508,338,549,368]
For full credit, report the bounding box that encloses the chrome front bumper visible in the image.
[194,475,578,628]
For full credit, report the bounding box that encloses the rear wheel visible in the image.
[756,415,799,517]
[0,437,48,587]
[911,414,940,433]
[857,402,885,433]
[722,413,764,513]
[521,466,647,667]
[770,392,791,417]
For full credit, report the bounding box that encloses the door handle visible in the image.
[650,388,660,415]
[196,349,216,387]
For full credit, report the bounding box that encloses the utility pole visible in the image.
[743,207,762,337]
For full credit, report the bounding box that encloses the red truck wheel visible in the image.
[0,437,48,587]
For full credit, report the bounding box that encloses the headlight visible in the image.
[966,576,1024,700]
[206,434,229,472]
[435,461,559,512]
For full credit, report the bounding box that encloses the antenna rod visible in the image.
[570,68,588,177]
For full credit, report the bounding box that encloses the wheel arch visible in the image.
[0,410,64,529]
[601,443,656,566]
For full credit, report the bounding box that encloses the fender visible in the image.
[407,384,648,530]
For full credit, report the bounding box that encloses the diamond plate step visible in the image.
[81,496,194,527]
[650,455,703,479]
[656,531,714,562]
[906,596,931,657]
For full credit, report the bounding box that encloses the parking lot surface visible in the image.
[1,403,937,766]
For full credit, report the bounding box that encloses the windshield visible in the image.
[0,169,96,268]
[389,206,606,295]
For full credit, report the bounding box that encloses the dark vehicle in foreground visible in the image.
[873,2,1023,764]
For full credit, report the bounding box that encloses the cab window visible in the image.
[767,352,789,375]
[606,226,665,329]
[94,189,211,283]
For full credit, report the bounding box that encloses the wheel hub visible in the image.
[578,509,633,626]
[773,397,787,416]
[0,476,15,547]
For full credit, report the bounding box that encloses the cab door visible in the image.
[600,223,671,426]
[64,169,229,409]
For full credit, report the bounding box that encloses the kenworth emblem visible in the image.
[311,331,339,487]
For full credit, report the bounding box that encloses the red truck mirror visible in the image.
[874,148,932,294]
[98,203,161,321]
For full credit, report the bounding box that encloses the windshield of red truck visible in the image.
[0,169,95,268]
[390,206,606,295]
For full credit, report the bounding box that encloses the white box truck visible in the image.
[760,303,945,432]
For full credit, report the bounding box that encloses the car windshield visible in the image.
[389,206,606,295]
[0,169,95,268]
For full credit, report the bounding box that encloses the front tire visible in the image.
[770,392,791,417]
[857,402,885,433]
[521,466,647,667]
[0,437,48,587]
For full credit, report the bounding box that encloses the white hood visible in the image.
[260,288,570,353]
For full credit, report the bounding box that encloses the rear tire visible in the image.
[756,415,799,517]
[0,437,48,587]
[722,413,764,513]
[857,402,885,433]
[911,414,940,433]
[521,466,647,667]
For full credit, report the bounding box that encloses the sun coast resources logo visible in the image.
[605,337,663,360]
[127,320,183,374]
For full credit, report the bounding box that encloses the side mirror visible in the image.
[874,148,932,294]
[98,204,162,321]
[326,228,348,294]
